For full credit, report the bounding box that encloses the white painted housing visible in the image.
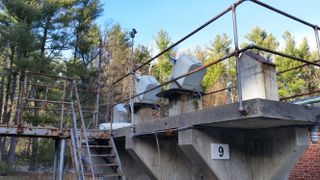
[239,51,279,101]
[134,75,161,104]
[169,54,206,92]
[112,103,129,123]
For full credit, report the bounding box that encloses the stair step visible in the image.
[93,163,119,167]
[85,154,115,157]
[84,173,122,177]
[89,145,112,148]
[82,142,110,146]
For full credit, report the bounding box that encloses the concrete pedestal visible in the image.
[157,89,201,117]
[125,135,208,180]
[132,106,153,125]
[168,94,198,116]
[179,127,309,180]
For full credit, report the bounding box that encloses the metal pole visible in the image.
[94,39,103,130]
[69,129,80,179]
[17,72,27,129]
[227,58,233,104]
[105,86,110,124]
[58,139,66,180]
[231,4,246,113]
[60,81,66,130]
[314,28,320,58]
[110,87,114,131]
[70,102,85,180]
[129,29,137,125]
[52,139,59,180]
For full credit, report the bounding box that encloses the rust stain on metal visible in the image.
[17,125,24,134]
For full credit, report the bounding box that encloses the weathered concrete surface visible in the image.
[111,99,320,179]
[239,51,279,101]
[133,107,153,125]
[179,127,309,180]
[116,99,320,137]
[168,94,198,117]
[115,139,152,180]
[125,135,209,180]
[179,128,249,180]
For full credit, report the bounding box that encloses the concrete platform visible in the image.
[113,98,320,137]
[112,99,320,180]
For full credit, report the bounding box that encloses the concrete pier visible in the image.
[125,134,208,180]
[111,99,319,180]
[179,127,309,180]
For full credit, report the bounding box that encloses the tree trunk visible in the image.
[0,47,9,157]
[29,90,40,171]
[0,46,9,123]
[6,74,17,124]
[8,70,21,164]
[41,16,51,57]
[29,138,38,171]
[8,137,17,165]
[8,74,18,163]
[2,56,13,124]
[0,137,7,161]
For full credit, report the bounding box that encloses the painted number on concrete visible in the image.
[211,143,229,160]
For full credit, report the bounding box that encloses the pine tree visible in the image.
[243,26,279,59]
[151,29,175,83]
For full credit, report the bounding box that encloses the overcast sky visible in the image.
[97,0,320,53]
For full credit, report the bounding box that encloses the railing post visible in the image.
[110,86,114,132]
[314,28,320,58]
[231,4,246,114]
[17,71,27,130]
[60,80,66,130]
[52,139,59,180]
[58,139,66,180]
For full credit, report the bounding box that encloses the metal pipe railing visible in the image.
[314,29,320,58]
[112,0,246,85]
[110,0,320,116]
[15,0,320,128]
[251,46,320,68]
[280,90,320,101]
[111,44,320,107]
[25,71,74,81]
[112,45,254,106]
[249,0,319,30]
[277,59,320,75]
[232,3,246,113]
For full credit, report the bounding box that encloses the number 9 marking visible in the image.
[218,146,224,157]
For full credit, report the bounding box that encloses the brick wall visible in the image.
[289,133,320,180]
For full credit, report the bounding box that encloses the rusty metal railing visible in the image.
[108,0,320,120]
